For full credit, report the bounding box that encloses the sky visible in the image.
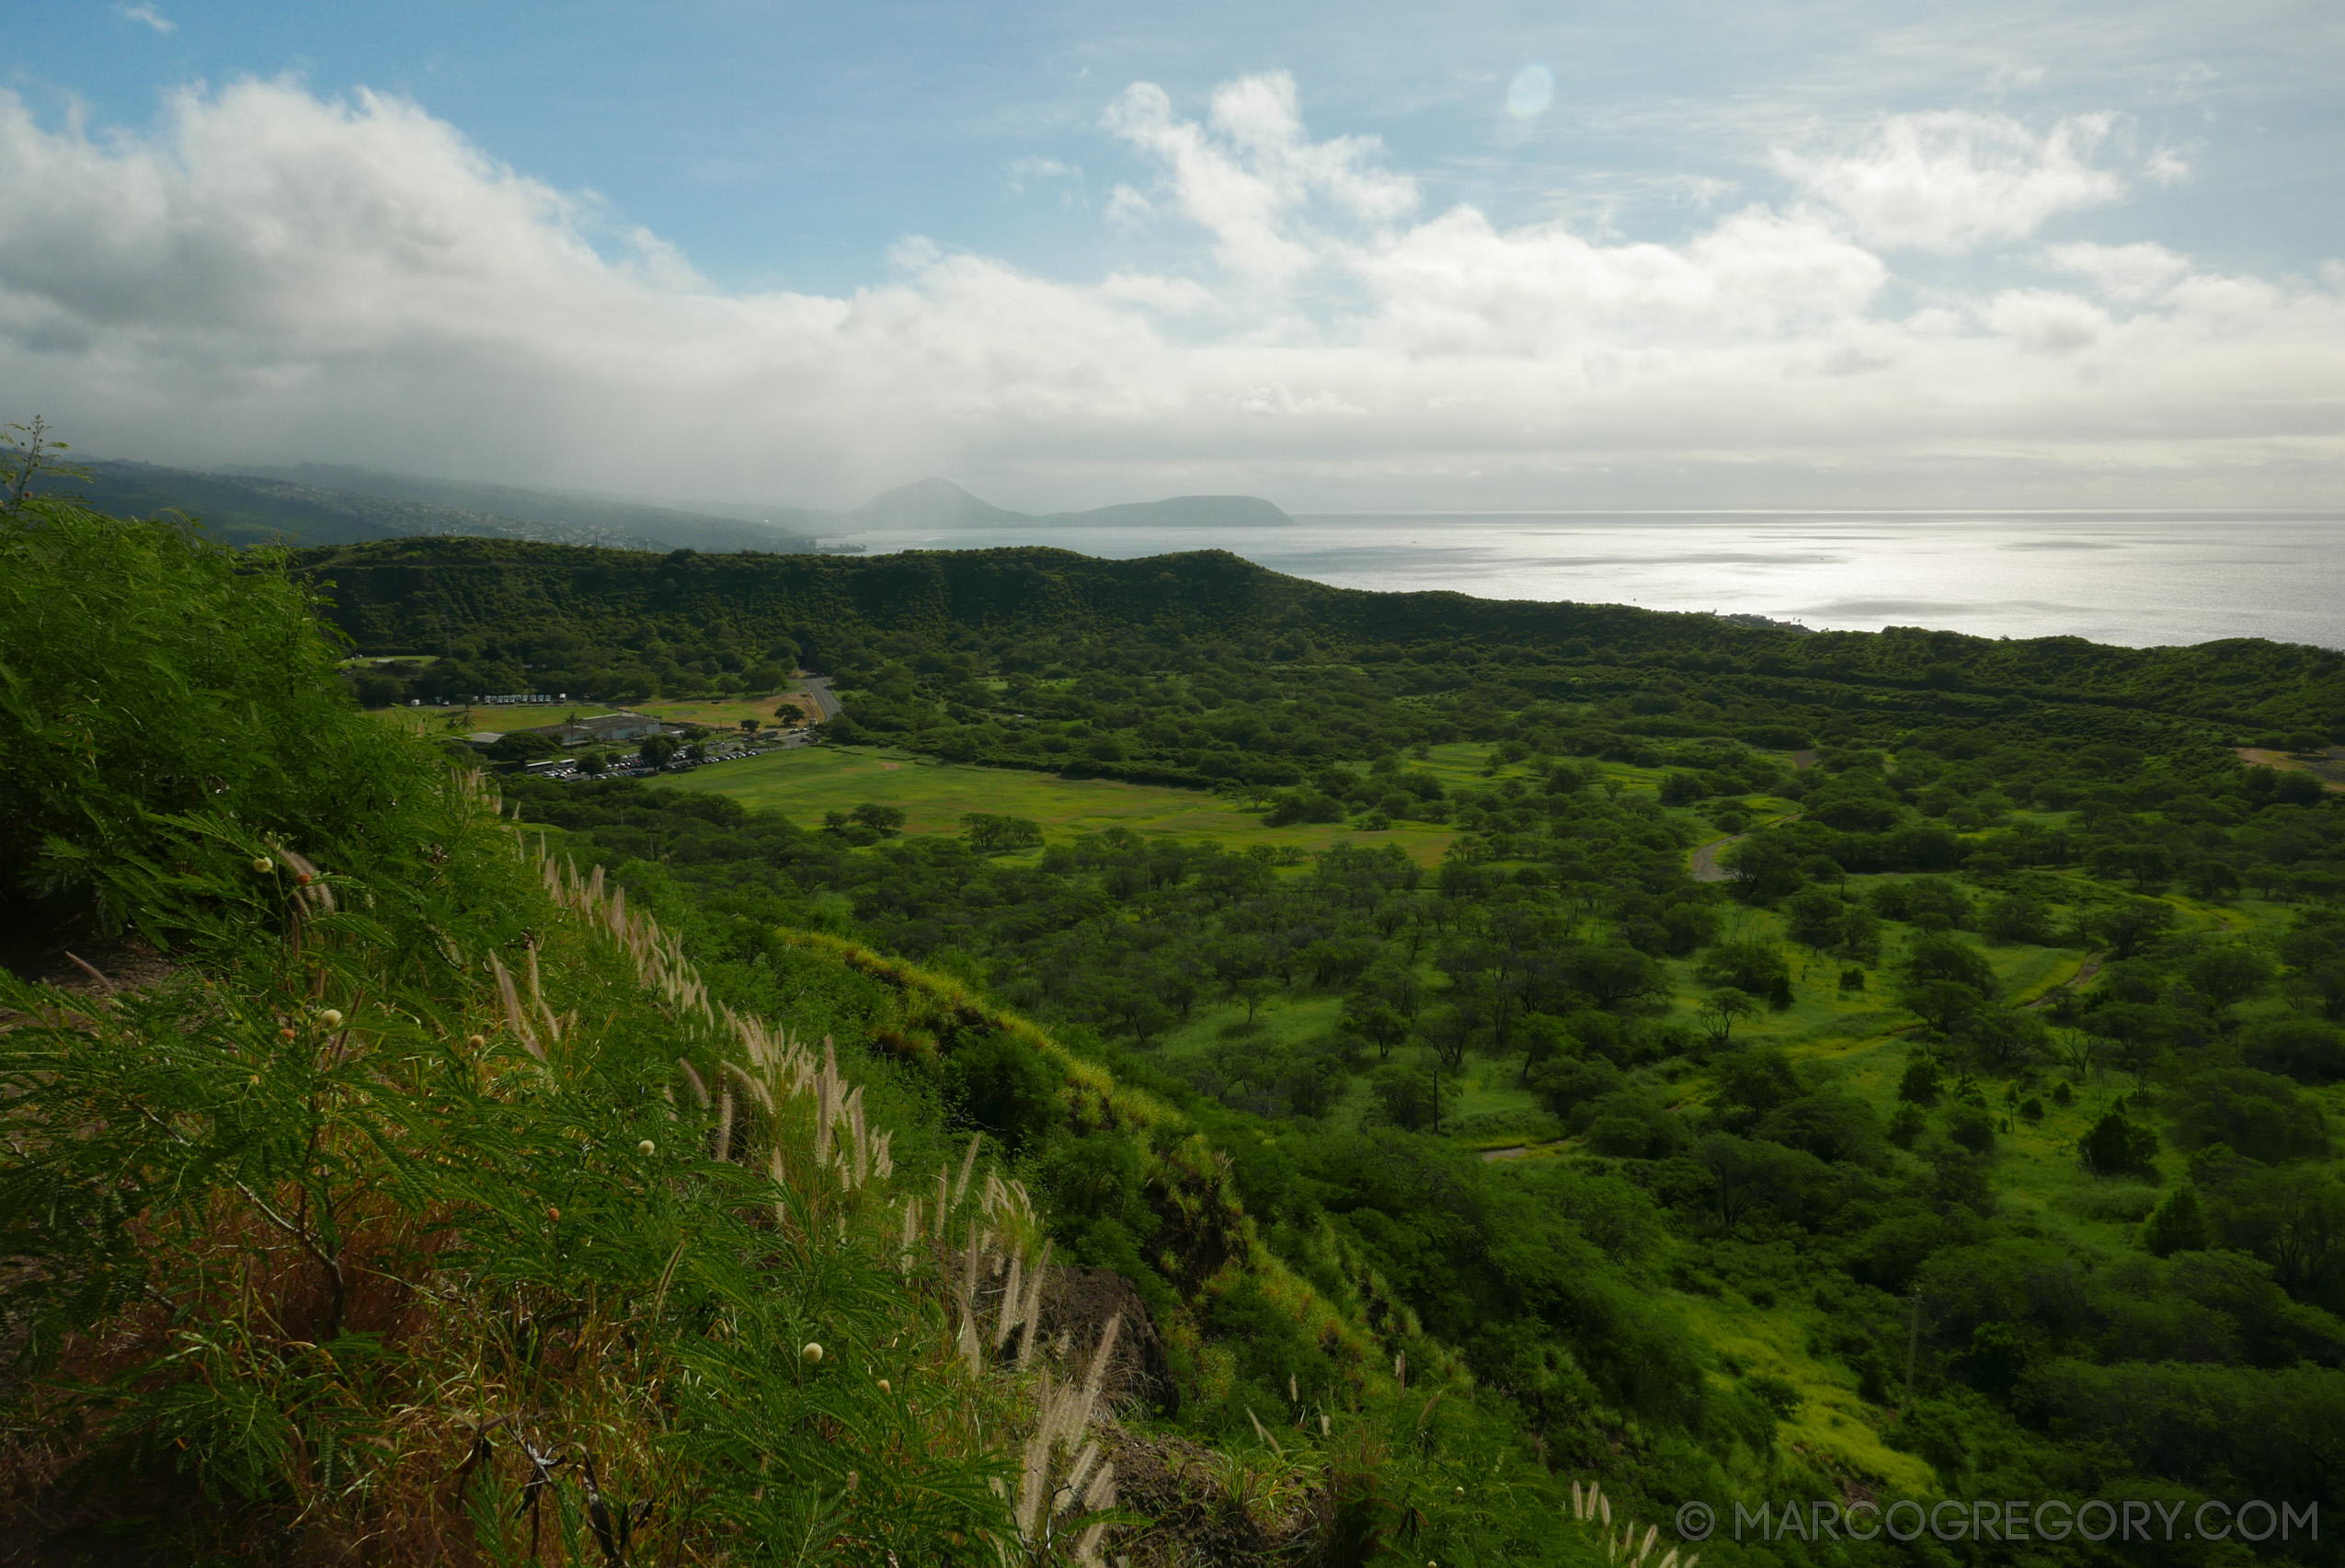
[1,0,2340,513]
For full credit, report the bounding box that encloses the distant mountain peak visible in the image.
[851,478,1022,528]
[840,479,1291,532]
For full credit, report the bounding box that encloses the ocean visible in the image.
[821,511,2345,651]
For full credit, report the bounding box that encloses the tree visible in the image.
[2210,1165,2345,1297]
[740,716,762,733]
[2079,1108,2159,1176]
[1718,834,1803,903]
[1783,887,1847,954]
[962,813,1044,856]
[2142,1185,2209,1256]
[1341,996,1409,1061]
[1898,1058,1941,1105]
[1981,895,2056,946]
[2089,898,2177,960]
[1362,963,1426,1027]
[577,750,611,776]
[1559,945,1666,1010]
[850,802,907,836]
[2187,945,2277,1011]
[1422,1001,1485,1070]
[1959,1008,2046,1073]
[1944,1102,1996,1153]
[487,729,563,765]
[639,733,677,768]
[1901,933,1997,995]
[2239,1018,2345,1083]
[2170,1069,2331,1162]
[1367,1062,1438,1131]
[2089,842,2176,893]
[1233,977,1276,1023]
[1693,1134,1821,1228]
[1515,1012,1568,1085]
[1695,941,1789,995]
[2185,859,2243,901]
[1902,979,1985,1032]
[1698,988,1761,1047]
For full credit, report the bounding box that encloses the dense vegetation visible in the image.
[292,535,2345,753]
[285,532,2345,1564]
[12,502,2345,1563]
[3,470,1667,1564]
[0,496,1045,1562]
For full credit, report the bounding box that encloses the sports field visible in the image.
[650,746,1462,863]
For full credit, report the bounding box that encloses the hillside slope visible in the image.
[291,534,2345,737]
[47,459,825,552]
[1,475,1646,1565]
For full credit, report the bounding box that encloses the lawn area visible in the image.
[370,702,623,735]
[1672,1291,1939,1494]
[652,745,1463,863]
[633,692,816,729]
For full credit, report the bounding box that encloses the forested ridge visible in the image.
[268,534,2345,1563]
[293,535,2345,748]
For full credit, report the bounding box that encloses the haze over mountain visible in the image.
[49,458,1288,553]
[697,477,1294,534]
[55,459,824,553]
[233,464,828,553]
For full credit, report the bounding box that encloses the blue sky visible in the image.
[2,0,2340,509]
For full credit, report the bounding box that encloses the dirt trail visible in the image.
[2020,956,2101,1009]
[1690,835,1743,883]
[1480,1141,1569,1162]
[1689,810,1801,884]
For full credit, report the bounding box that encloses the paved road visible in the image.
[797,675,842,721]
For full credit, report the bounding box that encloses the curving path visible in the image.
[1690,834,1744,883]
[796,674,843,721]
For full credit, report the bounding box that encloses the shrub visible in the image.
[2081,1109,2160,1175]
[2239,1018,2345,1083]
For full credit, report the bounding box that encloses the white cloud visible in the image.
[0,76,2339,510]
[1094,270,1218,315]
[1354,205,1887,357]
[1103,72,1415,284]
[1775,111,2126,251]
[1232,383,1366,417]
[1006,155,1081,195]
[1982,289,2110,354]
[2046,241,2190,302]
[121,4,174,34]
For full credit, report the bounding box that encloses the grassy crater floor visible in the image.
[649,745,1466,862]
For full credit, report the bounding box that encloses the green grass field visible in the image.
[633,692,818,728]
[372,701,625,736]
[650,745,1465,862]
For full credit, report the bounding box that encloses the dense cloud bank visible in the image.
[0,75,2339,509]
